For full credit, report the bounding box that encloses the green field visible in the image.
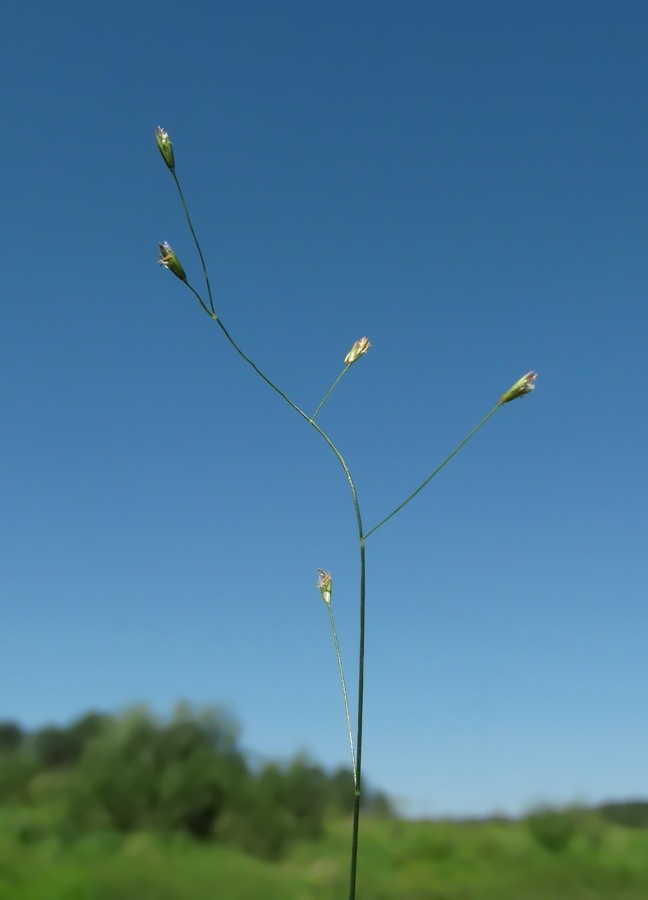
[2,811,648,899]
[3,711,647,898]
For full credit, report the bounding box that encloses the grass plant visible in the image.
[154,124,537,899]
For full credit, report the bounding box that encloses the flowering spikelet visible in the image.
[344,336,371,366]
[317,569,332,605]
[155,126,175,172]
[499,371,537,405]
[158,242,187,281]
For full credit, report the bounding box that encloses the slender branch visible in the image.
[364,404,502,540]
[312,366,349,420]
[185,281,217,319]
[208,311,365,539]
[215,317,313,421]
[171,171,216,316]
[169,171,358,524]
[326,602,357,783]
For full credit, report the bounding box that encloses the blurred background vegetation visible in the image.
[1,705,648,898]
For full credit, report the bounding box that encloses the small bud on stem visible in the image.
[155,126,175,172]
[499,371,537,405]
[317,569,332,605]
[158,241,187,282]
[344,336,371,366]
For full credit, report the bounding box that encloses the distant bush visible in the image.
[527,808,576,854]
[0,707,389,861]
[599,801,648,829]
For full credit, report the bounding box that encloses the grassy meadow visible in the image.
[2,711,647,898]
[2,809,648,899]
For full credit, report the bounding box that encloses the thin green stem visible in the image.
[348,538,365,900]
[312,366,349,420]
[364,404,502,541]
[185,281,217,320]
[172,171,216,316]
[325,602,356,784]
[176,219,362,537]
[215,311,368,900]
[169,167,367,900]
[215,317,312,420]
[212,313,368,900]
[212,313,365,540]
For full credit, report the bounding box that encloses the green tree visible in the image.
[0,722,23,754]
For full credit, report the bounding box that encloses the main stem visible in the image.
[170,171,367,900]
[213,313,367,899]
[348,537,365,900]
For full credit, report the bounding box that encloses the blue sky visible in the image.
[2,0,647,817]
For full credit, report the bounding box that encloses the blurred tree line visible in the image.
[0,706,391,859]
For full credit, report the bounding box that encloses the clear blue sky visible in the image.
[2,1,647,817]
